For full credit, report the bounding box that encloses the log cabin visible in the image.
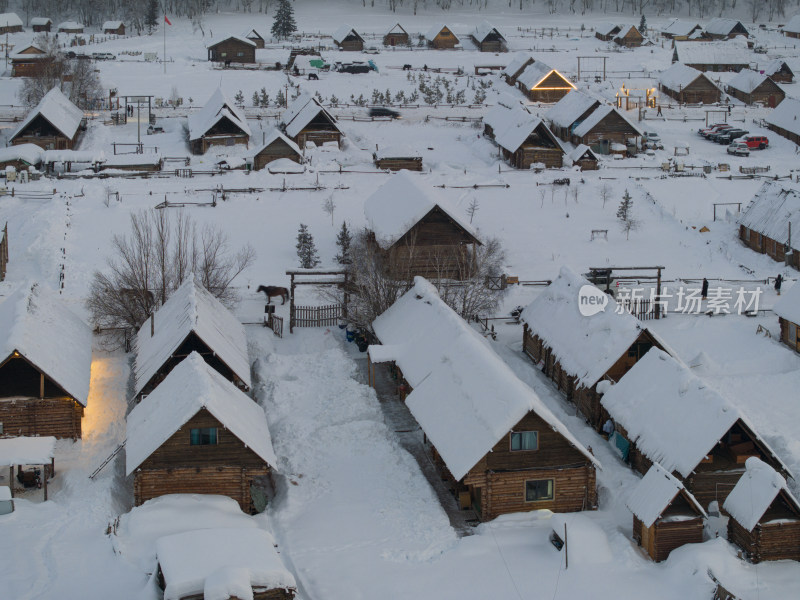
[373,146,423,171]
[783,15,800,39]
[658,63,721,104]
[383,23,409,46]
[0,144,43,172]
[281,94,343,149]
[483,105,564,169]
[426,24,459,49]
[102,20,125,35]
[363,172,481,280]
[57,21,84,34]
[763,59,794,83]
[545,90,601,142]
[133,278,252,402]
[156,528,296,600]
[0,13,23,34]
[126,352,276,513]
[765,97,800,146]
[565,144,599,170]
[724,458,800,563]
[737,182,800,270]
[252,129,303,170]
[516,61,576,103]
[613,25,644,47]
[569,105,642,155]
[332,25,364,51]
[10,44,49,78]
[244,29,265,48]
[30,17,52,32]
[520,266,672,430]
[726,70,785,107]
[10,87,84,151]
[368,277,601,521]
[601,349,791,510]
[627,463,707,562]
[0,282,91,439]
[207,35,257,63]
[470,21,507,52]
[188,88,250,154]
[500,54,535,86]
[672,40,752,72]
[773,282,800,353]
[595,23,621,42]
[704,18,749,39]
[660,19,703,40]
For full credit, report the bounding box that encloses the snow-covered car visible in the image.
[363,46,380,54]
[727,141,750,156]
[700,123,732,137]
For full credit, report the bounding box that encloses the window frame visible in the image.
[524,478,555,503]
[190,427,218,446]
[509,430,539,452]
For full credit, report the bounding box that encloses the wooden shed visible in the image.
[426,24,459,49]
[595,23,621,42]
[0,13,23,34]
[207,35,256,63]
[783,15,800,39]
[470,20,507,52]
[763,59,794,83]
[773,280,800,353]
[369,278,600,521]
[281,94,343,149]
[373,146,423,171]
[569,105,642,154]
[0,143,43,172]
[383,23,409,46]
[601,349,791,509]
[724,457,800,563]
[613,25,644,47]
[0,282,91,439]
[57,21,84,34]
[726,70,785,107]
[520,267,670,430]
[332,25,364,51]
[765,97,800,146]
[627,463,706,562]
[516,61,576,103]
[10,44,49,78]
[483,105,564,169]
[546,90,602,142]
[244,29,265,48]
[102,20,125,35]
[133,278,252,402]
[188,88,251,154]
[672,40,751,72]
[658,63,721,104]
[30,17,52,33]
[127,353,276,513]
[364,172,481,280]
[252,129,303,170]
[704,18,749,39]
[500,54,535,86]
[10,87,84,151]
[565,144,599,170]
[156,528,296,600]
[737,182,800,270]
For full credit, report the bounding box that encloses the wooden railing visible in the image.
[267,314,284,338]
[291,304,343,328]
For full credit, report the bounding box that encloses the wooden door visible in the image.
[769,95,777,108]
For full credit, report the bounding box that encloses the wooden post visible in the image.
[43,466,48,501]
[289,273,296,334]
[564,523,568,569]
[39,372,44,399]
[8,466,12,498]
[656,267,662,319]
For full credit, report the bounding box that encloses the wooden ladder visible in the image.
[89,440,126,480]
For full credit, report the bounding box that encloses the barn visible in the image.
[600,349,791,509]
[658,63,721,104]
[363,172,481,280]
[373,145,423,171]
[762,59,794,83]
[516,61,575,103]
[10,44,49,78]
[672,39,752,72]
[613,25,644,47]
[520,267,671,430]
[102,20,125,35]
[426,24,459,49]
[127,352,276,512]
[368,277,600,521]
[704,17,749,39]
[252,129,303,170]
[332,25,364,51]
[500,54,535,86]
[0,282,91,439]
[569,105,642,154]
[207,35,256,63]
[281,94,343,149]
[133,278,252,402]
[156,528,296,600]
[726,70,785,107]
[244,29,265,48]
[773,281,800,353]
[483,105,564,169]
[627,463,706,562]
[10,87,84,150]
[0,13,23,34]
[470,21,507,52]
[30,17,52,32]
[724,457,800,563]
[737,182,800,269]
[545,90,602,142]
[783,14,800,39]
[565,144,599,170]
[57,21,84,34]
[383,23,409,46]
[188,89,250,154]
[660,19,703,40]
[595,23,621,41]
[765,97,800,146]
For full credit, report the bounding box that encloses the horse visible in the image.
[257,285,290,305]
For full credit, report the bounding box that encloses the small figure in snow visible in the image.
[602,418,615,439]
[727,104,732,114]
[657,104,662,117]
[423,64,428,72]
[701,278,709,300]
[775,274,783,296]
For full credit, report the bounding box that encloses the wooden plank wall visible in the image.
[728,518,800,562]
[0,398,82,439]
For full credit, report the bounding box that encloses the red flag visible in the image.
[164,15,172,26]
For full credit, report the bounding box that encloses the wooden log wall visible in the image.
[685,470,742,509]
[651,518,704,562]
[728,518,800,563]
[375,157,423,171]
[0,398,82,439]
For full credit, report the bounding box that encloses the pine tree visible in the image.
[271,0,298,40]
[617,190,639,240]
[639,14,647,35]
[234,90,244,105]
[335,222,353,265]
[252,91,259,107]
[146,0,159,32]
[296,224,320,268]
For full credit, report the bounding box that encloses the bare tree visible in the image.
[600,183,612,208]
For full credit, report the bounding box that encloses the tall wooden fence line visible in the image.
[290,304,343,328]
[0,222,8,281]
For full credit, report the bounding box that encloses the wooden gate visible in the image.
[291,304,343,328]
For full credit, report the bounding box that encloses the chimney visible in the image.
[150,313,155,337]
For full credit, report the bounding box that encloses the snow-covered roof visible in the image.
[595,23,620,37]
[517,61,574,93]
[332,25,363,44]
[374,144,421,160]
[658,63,709,91]
[472,20,505,43]
[484,106,562,154]
[363,171,478,249]
[0,436,56,466]
[520,267,647,388]
[545,90,600,129]
[10,44,47,60]
[41,149,100,164]
[704,17,747,37]
[133,278,252,397]
[0,12,22,27]
[762,59,791,77]
[601,349,790,478]
[126,352,276,475]
[673,39,752,66]
[0,282,92,406]
[737,182,800,250]
[727,69,772,94]
[613,25,640,41]
[156,528,296,600]
[784,15,800,34]
[501,54,534,79]
[566,143,598,163]
[188,88,251,142]
[11,87,84,143]
[661,19,702,37]
[766,97,800,137]
[572,104,642,139]
[57,21,83,30]
[282,93,340,139]
[626,463,706,528]
[103,154,162,167]
[723,458,800,531]
[243,29,263,40]
[385,23,407,36]
[208,34,256,49]
[370,277,600,481]
[0,143,44,165]
[253,128,302,158]
[102,21,123,30]
[30,17,52,26]
[773,281,800,324]
[426,23,457,41]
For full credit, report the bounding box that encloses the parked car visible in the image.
[147,124,164,135]
[704,124,735,139]
[92,52,115,60]
[699,123,729,136]
[709,127,742,142]
[363,46,380,54]
[369,107,401,119]
[754,46,768,54]
[716,129,749,144]
[742,135,769,149]
[334,61,371,74]
[727,141,750,156]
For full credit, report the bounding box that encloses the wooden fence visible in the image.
[291,304,343,328]
[267,314,284,338]
[616,298,661,320]
[0,222,7,281]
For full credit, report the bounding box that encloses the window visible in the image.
[510,431,538,451]
[220,52,227,58]
[237,51,244,57]
[525,479,554,502]
[190,427,218,445]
